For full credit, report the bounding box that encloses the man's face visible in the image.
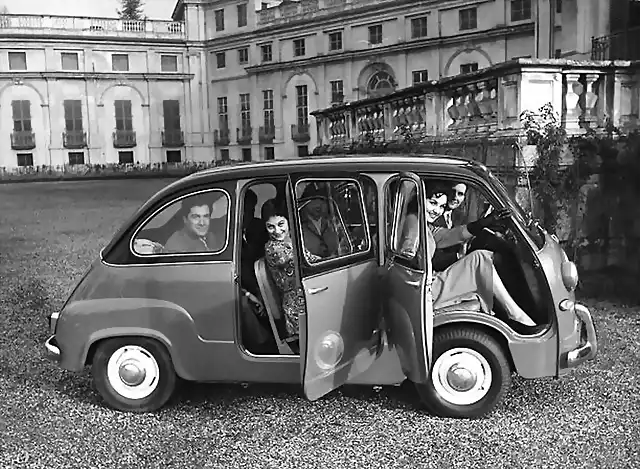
[448,183,467,210]
[305,198,328,220]
[184,204,211,238]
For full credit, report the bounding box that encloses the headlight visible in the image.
[561,261,579,292]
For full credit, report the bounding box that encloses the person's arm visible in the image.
[431,225,473,249]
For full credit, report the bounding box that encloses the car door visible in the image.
[382,172,434,384]
[292,174,383,401]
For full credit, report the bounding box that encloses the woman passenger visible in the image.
[262,199,321,338]
[400,183,544,335]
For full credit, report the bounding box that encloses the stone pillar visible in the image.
[535,0,554,59]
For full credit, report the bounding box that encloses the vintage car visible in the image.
[44,155,597,418]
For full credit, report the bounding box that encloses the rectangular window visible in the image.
[114,100,133,131]
[237,4,247,27]
[238,47,249,64]
[216,52,226,69]
[412,70,428,84]
[459,7,477,30]
[215,9,225,31]
[296,85,308,127]
[112,54,130,72]
[242,148,252,162]
[263,89,274,130]
[265,146,275,160]
[460,62,479,74]
[61,52,79,71]
[261,44,272,62]
[8,51,27,71]
[118,151,134,164]
[11,100,32,132]
[63,100,83,131]
[411,16,428,38]
[163,100,181,131]
[217,97,229,130]
[220,148,230,161]
[293,38,306,57]
[330,80,344,104]
[297,145,309,157]
[68,152,85,165]
[166,150,182,163]
[160,54,178,72]
[511,0,532,21]
[368,25,383,45]
[329,31,343,51]
[240,93,251,130]
[17,153,34,167]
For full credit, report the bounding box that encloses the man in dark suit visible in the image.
[431,182,468,271]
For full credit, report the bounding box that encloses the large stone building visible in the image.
[0,0,613,168]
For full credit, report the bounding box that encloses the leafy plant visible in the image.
[117,0,145,20]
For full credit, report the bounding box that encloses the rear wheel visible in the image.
[92,337,177,413]
[416,327,511,419]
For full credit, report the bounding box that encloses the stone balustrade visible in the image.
[312,58,640,148]
[0,14,185,38]
[257,0,391,26]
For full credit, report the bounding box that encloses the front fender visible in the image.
[434,312,558,379]
[56,298,199,379]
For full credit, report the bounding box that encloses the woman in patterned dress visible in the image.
[261,199,321,337]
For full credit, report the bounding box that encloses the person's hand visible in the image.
[245,290,266,316]
[467,207,511,236]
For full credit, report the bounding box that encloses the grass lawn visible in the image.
[0,179,639,469]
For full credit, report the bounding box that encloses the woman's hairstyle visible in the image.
[261,198,289,222]
[425,182,451,201]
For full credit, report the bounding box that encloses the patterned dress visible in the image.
[264,239,321,336]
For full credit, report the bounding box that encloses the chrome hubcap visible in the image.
[432,347,492,406]
[106,345,160,400]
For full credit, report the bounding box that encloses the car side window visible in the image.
[386,178,423,270]
[295,178,370,265]
[132,189,230,256]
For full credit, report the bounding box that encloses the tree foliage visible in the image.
[117,0,145,20]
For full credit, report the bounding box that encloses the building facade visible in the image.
[0,0,611,168]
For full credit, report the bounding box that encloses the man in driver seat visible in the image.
[164,196,222,253]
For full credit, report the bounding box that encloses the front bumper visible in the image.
[566,303,598,368]
[45,335,61,362]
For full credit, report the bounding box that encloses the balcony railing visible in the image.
[162,129,184,147]
[63,130,87,149]
[257,0,393,26]
[311,58,640,151]
[237,126,252,145]
[292,123,311,143]
[112,130,136,148]
[0,14,184,38]
[259,125,276,143]
[591,26,640,60]
[11,130,36,150]
[214,128,230,146]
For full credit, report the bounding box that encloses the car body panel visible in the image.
[300,259,383,400]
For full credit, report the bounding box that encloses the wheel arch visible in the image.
[83,329,189,380]
[434,320,516,373]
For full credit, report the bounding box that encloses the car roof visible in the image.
[145,154,486,211]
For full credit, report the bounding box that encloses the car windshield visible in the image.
[471,165,546,250]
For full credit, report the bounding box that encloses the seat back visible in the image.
[254,257,295,354]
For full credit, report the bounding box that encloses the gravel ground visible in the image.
[0,180,639,469]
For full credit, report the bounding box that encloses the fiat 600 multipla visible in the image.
[44,155,597,418]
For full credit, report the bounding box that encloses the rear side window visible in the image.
[131,189,230,256]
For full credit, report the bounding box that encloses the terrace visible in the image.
[312,58,640,155]
[0,14,185,39]
[257,0,392,26]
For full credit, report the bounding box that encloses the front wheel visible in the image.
[92,337,177,413]
[416,327,512,419]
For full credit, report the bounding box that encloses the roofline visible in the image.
[182,154,478,181]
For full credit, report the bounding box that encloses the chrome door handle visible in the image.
[405,279,421,288]
[307,286,328,295]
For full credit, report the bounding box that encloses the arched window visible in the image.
[367,71,395,97]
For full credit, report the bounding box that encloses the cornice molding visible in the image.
[0,72,195,81]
